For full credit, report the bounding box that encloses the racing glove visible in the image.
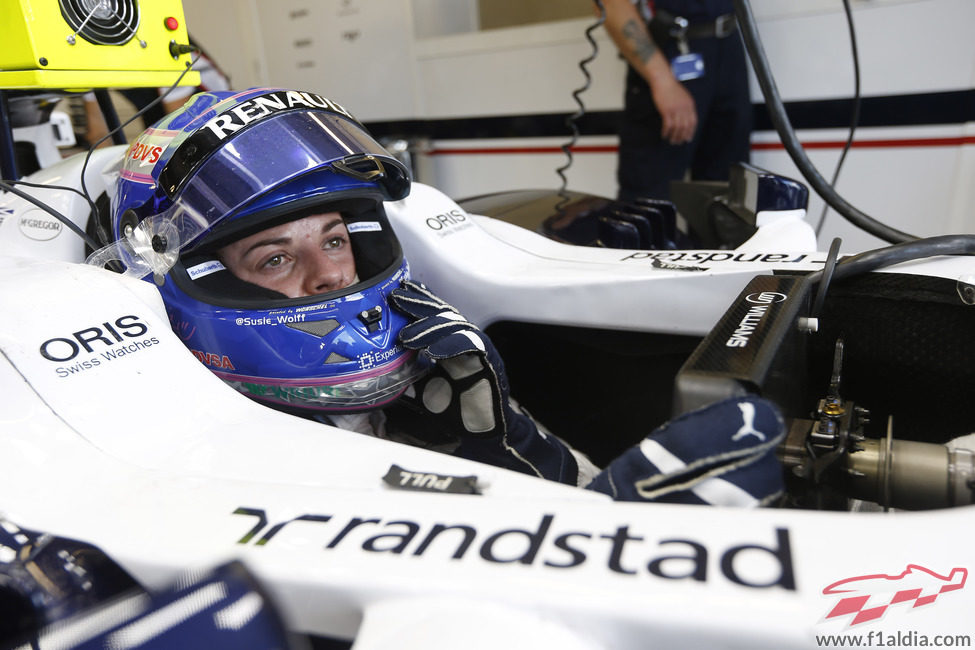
[388,281,582,484]
[586,396,786,506]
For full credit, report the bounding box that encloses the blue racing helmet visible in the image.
[93,88,423,413]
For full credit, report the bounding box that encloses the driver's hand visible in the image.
[388,280,510,438]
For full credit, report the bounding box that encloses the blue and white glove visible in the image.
[586,396,786,506]
[388,281,581,484]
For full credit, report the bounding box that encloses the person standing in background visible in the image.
[601,0,752,202]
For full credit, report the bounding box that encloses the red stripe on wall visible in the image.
[427,145,618,155]
[751,136,975,150]
[426,136,975,156]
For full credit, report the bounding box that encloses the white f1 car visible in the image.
[1,142,974,649]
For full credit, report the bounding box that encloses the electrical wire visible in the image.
[555,1,605,213]
[733,0,916,244]
[802,233,975,324]
[0,54,200,257]
[813,0,861,236]
[0,178,99,220]
[806,234,975,287]
[811,237,842,318]
[0,179,100,251]
[79,54,199,210]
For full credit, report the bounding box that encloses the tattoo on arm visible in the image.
[622,18,657,63]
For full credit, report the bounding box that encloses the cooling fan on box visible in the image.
[59,0,141,46]
[0,0,200,89]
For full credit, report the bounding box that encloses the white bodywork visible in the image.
[1,148,973,648]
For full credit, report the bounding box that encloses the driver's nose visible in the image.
[302,250,350,296]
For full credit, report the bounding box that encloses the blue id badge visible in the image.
[671,53,705,81]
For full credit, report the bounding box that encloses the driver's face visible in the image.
[217,212,356,298]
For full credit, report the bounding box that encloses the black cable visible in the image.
[79,56,199,209]
[811,237,842,318]
[1,178,99,219]
[833,235,975,280]
[806,234,975,286]
[0,179,100,251]
[0,58,200,258]
[7,178,113,248]
[801,234,975,332]
[814,0,861,236]
[733,0,916,244]
[555,1,605,213]
[92,89,128,146]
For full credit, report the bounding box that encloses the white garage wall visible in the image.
[181,0,975,252]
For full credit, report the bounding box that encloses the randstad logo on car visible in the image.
[821,565,968,627]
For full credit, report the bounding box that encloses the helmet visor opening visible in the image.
[88,111,410,278]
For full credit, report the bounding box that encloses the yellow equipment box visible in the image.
[1,0,200,90]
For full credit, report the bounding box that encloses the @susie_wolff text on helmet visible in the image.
[232,507,796,591]
[236,314,310,326]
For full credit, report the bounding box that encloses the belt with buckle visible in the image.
[652,11,738,41]
[685,13,737,39]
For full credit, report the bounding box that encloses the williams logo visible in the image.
[725,292,788,348]
[745,291,787,304]
[822,565,967,627]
